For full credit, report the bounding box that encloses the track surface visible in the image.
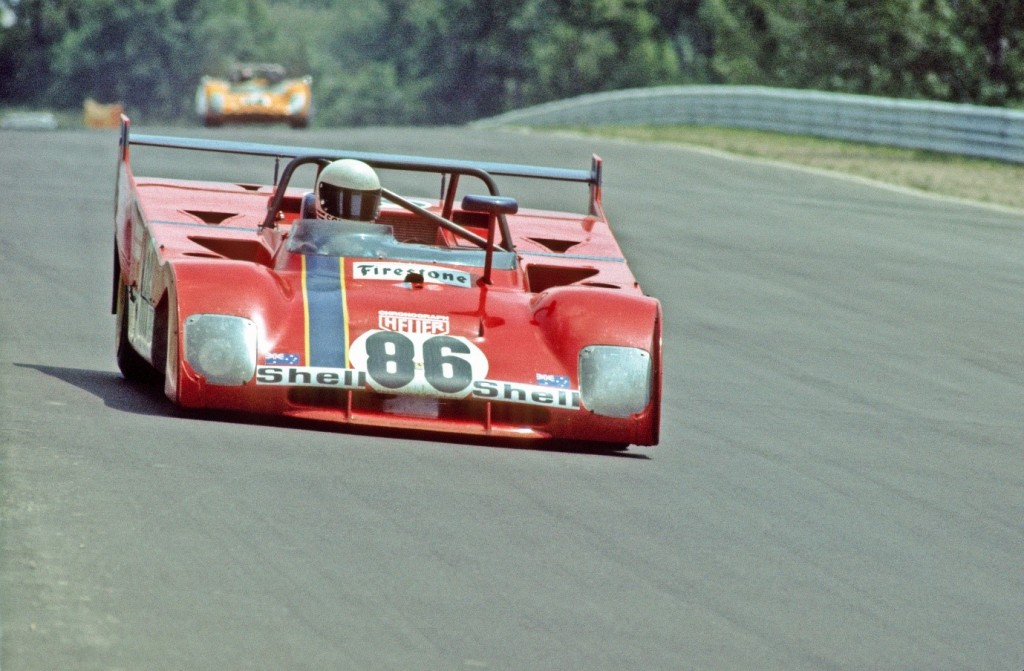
[2,126,1022,670]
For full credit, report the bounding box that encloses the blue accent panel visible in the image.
[305,255,347,367]
[299,192,317,219]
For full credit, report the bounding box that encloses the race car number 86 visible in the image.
[349,330,488,397]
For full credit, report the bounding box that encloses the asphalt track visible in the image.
[1,124,1022,670]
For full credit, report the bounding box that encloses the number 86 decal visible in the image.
[348,330,489,397]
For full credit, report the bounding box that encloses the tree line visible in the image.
[1,0,1022,126]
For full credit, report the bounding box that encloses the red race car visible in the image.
[112,118,662,447]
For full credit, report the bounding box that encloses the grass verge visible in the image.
[571,125,1024,212]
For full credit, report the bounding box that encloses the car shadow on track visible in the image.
[15,363,650,459]
[15,363,173,417]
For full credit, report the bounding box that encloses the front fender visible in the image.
[531,287,662,437]
[531,286,661,355]
[158,260,291,406]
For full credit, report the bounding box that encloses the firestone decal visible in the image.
[353,262,471,287]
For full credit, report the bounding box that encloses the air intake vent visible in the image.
[526,265,599,292]
[183,210,236,225]
[529,237,580,253]
[189,237,272,265]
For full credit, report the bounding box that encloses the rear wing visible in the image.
[118,116,604,233]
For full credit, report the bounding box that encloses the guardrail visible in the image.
[471,85,1024,164]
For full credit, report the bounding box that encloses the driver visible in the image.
[315,158,382,222]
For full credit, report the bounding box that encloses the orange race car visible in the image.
[195,63,312,128]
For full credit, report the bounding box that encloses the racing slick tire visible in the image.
[115,278,160,383]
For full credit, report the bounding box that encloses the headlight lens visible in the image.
[579,346,652,417]
[288,92,307,114]
[184,314,257,385]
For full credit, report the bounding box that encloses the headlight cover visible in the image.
[579,346,652,417]
[288,92,307,114]
[209,93,224,114]
[184,314,257,385]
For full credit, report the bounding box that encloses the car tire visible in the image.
[115,278,159,383]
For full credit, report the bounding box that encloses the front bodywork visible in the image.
[195,63,312,128]
[113,118,662,446]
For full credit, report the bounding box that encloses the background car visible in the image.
[194,63,312,128]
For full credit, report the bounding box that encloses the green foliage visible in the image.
[2,0,1023,125]
[47,0,188,116]
[767,0,963,97]
[525,1,682,102]
[697,0,774,83]
[0,0,282,120]
[697,0,1024,105]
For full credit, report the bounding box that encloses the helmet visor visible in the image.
[319,184,380,221]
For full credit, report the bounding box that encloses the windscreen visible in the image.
[285,219,515,270]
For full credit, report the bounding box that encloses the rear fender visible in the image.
[113,140,137,312]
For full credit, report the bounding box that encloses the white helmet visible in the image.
[315,159,382,221]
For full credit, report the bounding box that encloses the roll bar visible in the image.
[119,116,604,254]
